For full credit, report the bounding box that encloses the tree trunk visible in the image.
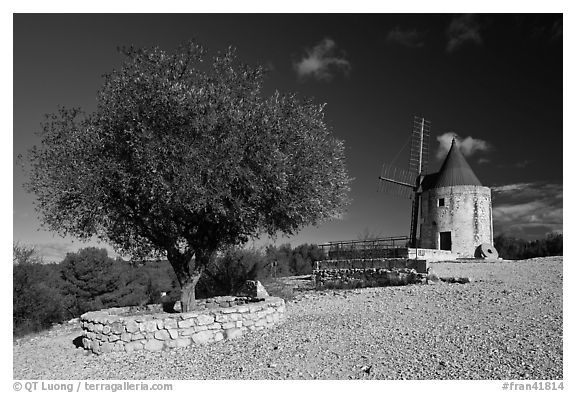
[179,269,203,313]
[167,248,212,313]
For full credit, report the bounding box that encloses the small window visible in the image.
[438,198,445,207]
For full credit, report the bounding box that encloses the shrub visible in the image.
[197,247,265,298]
[13,243,67,336]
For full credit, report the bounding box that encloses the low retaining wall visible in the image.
[80,296,285,354]
[315,258,428,273]
[313,267,426,289]
[408,248,459,262]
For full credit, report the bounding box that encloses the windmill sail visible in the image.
[378,116,432,247]
[378,163,417,198]
[410,116,431,175]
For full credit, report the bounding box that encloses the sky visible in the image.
[12,13,564,262]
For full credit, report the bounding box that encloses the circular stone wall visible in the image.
[80,296,285,354]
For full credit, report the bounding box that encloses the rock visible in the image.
[111,322,124,335]
[196,314,214,325]
[125,320,139,333]
[427,268,440,284]
[191,330,213,344]
[100,342,113,353]
[142,320,158,333]
[224,327,243,340]
[163,318,178,329]
[238,280,270,298]
[178,319,195,329]
[124,341,143,353]
[154,330,170,340]
[120,332,132,342]
[174,337,191,348]
[144,339,164,352]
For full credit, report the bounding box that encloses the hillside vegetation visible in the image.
[13,243,322,337]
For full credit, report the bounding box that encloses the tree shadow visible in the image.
[72,335,84,348]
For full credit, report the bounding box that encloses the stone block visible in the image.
[111,322,124,335]
[125,320,139,333]
[180,311,200,320]
[100,342,113,353]
[121,332,132,342]
[235,321,243,328]
[178,319,195,329]
[224,328,243,340]
[156,319,164,330]
[191,330,213,344]
[175,337,191,348]
[154,330,171,340]
[108,334,120,342]
[180,327,195,336]
[94,323,103,333]
[82,338,92,350]
[213,332,224,342]
[132,332,144,340]
[207,322,222,330]
[144,339,164,352]
[102,325,111,334]
[222,321,236,329]
[237,280,270,298]
[125,341,143,353]
[407,259,428,274]
[215,314,229,323]
[228,313,241,321]
[163,318,178,329]
[196,314,215,325]
[194,325,208,332]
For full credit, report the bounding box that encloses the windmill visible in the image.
[378,116,431,247]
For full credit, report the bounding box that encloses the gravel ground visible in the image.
[13,257,563,380]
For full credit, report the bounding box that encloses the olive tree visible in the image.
[24,41,351,311]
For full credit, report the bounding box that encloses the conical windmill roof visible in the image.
[425,138,483,189]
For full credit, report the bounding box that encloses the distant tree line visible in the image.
[494,233,562,260]
[13,242,323,337]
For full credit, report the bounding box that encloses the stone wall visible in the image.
[315,258,428,273]
[407,248,458,262]
[420,185,493,257]
[80,296,285,354]
[313,267,426,289]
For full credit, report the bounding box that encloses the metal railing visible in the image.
[319,236,410,260]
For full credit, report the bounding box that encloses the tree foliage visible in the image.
[494,233,563,259]
[59,248,127,315]
[24,41,351,310]
[13,243,66,335]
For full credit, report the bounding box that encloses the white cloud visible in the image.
[435,132,491,160]
[386,27,425,48]
[446,14,483,52]
[492,182,563,239]
[294,38,351,82]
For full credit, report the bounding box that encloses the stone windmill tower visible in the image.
[418,138,494,257]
